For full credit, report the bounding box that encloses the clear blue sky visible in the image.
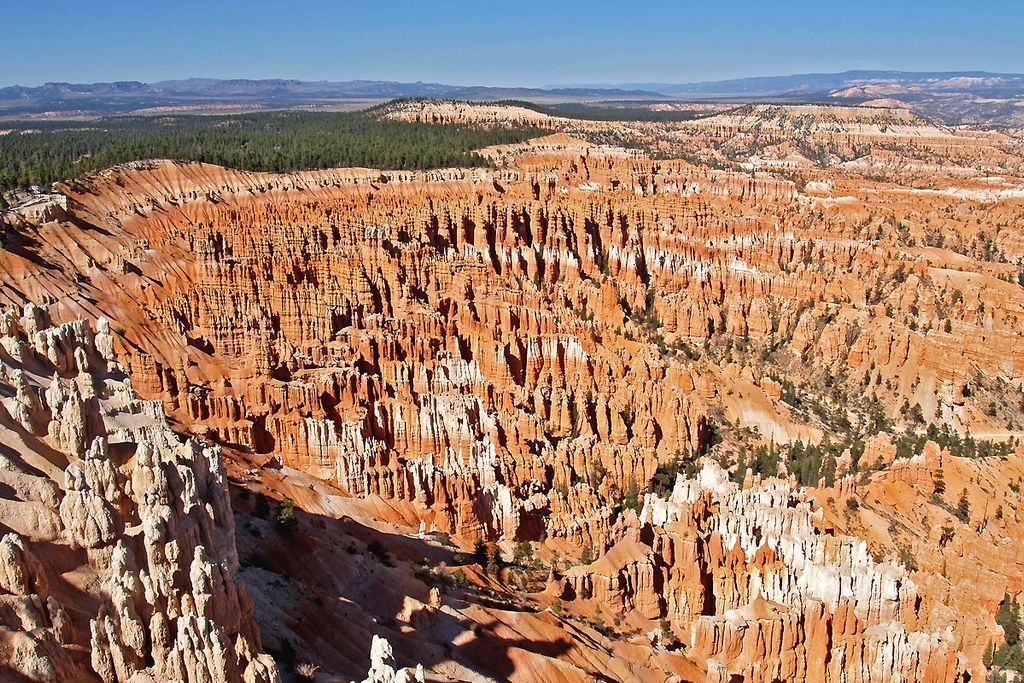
[4,0,1023,87]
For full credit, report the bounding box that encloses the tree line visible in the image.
[0,110,545,191]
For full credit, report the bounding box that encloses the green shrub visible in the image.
[274,497,297,532]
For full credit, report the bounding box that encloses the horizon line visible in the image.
[6,67,1024,91]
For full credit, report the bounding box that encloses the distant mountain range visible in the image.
[1,71,1022,125]
[569,70,1024,98]
[0,79,664,118]
[569,70,1024,126]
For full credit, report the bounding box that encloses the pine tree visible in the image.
[957,492,970,522]
[623,478,641,512]
[254,492,270,518]
[486,546,502,577]
[274,497,297,533]
[997,594,1021,646]
[513,540,533,564]
[580,543,596,565]
[472,538,488,566]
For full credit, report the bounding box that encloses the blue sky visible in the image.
[3,1,1023,87]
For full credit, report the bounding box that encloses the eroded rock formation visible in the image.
[628,461,966,682]
[1,103,1023,681]
[0,305,277,681]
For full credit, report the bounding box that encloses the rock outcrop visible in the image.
[360,634,424,683]
[0,305,277,681]
[560,461,970,682]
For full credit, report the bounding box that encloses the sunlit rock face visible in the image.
[0,305,277,682]
[633,461,965,683]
